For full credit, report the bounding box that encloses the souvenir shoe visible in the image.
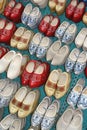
[9,118,26,130]
[29,62,50,88]
[10,27,26,47]
[0,78,11,92]
[0,0,7,14]
[56,106,74,130]
[7,53,23,79]
[75,28,87,48]
[46,40,61,61]
[21,3,32,25]
[74,51,87,75]
[45,69,62,97]
[0,46,9,59]
[55,0,66,15]
[65,0,78,19]
[29,33,43,55]
[72,2,85,23]
[0,19,7,40]
[51,45,69,66]
[27,7,42,29]
[62,24,77,44]
[17,30,34,50]
[4,0,16,19]
[54,72,71,99]
[67,112,83,130]
[0,82,19,108]
[10,2,24,23]
[1,21,16,44]
[36,37,52,58]
[18,90,40,118]
[83,36,87,51]
[0,50,16,73]
[55,21,70,39]
[67,78,85,107]
[39,15,53,34]
[41,100,60,130]
[46,17,60,37]
[9,87,30,114]
[65,48,80,72]
[31,96,51,127]
[21,60,41,86]
[0,114,17,130]
[36,0,48,8]
[49,0,58,12]
[82,12,87,25]
[77,87,87,109]
[0,108,3,121]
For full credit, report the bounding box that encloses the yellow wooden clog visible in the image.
[9,87,30,114]
[48,0,57,12]
[45,69,62,97]
[17,30,34,50]
[54,72,71,99]
[18,90,40,118]
[55,0,66,15]
[82,12,87,25]
[0,0,7,14]
[10,27,26,48]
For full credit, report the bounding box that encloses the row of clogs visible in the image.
[1,0,87,25]
[29,97,83,130]
[0,50,50,87]
[49,0,87,24]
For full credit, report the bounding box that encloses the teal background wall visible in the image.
[0,0,87,129]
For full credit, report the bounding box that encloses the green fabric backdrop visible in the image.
[0,0,87,130]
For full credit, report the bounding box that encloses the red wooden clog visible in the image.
[66,0,78,19]
[29,62,50,88]
[10,2,24,23]
[4,0,16,19]
[21,60,41,86]
[72,2,86,23]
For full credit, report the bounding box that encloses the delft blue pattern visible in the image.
[55,27,67,39]
[31,111,43,127]
[67,90,80,107]
[74,62,86,75]
[27,15,42,29]
[62,33,74,44]
[29,42,39,55]
[78,94,87,108]
[0,97,9,108]
[21,13,29,24]
[36,46,48,58]
[65,58,75,72]
[41,116,55,130]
